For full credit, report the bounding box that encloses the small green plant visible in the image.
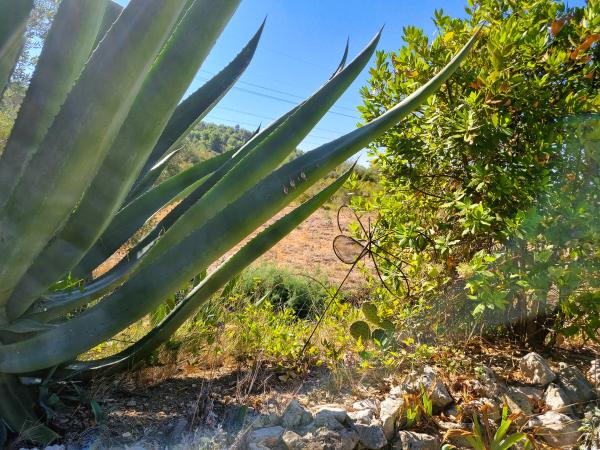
[349,301,396,347]
[579,406,600,449]
[403,387,434,428]
[445,405,531,450]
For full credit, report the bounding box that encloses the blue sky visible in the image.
[114,0,586,159]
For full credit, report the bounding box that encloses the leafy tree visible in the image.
[355,0,599,343]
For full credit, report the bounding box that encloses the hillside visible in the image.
[160,122,254,179]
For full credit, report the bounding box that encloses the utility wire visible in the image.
[203,114,333,148]
[198,68,359,113]
[197,70,361,118]
[213,105,347,135]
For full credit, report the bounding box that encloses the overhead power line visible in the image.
[197,69,361,118]
[213,105,347,135]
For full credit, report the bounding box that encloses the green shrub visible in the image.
[221,264,331,318]
[0,0,476,442]
[355,0,600,342]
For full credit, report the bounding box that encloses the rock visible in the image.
[389,385,406,397]
[352,399,379,411]
[248,444,270,450]
[293,406,359,449]
[477,366,507,397]
[558,366,597,407]
[405,366,453,412]
[43,446,65,450]
[168,418,189,443]
[544,384,574,414]
[394,431,440,449]
[122,432,133,439]
[442,404,459,421]
[527,411,581,448]
[282,430,303,450]
[282,427,359,450]
[379,397,404,440]
[250,413,282,429]
[313,407,348,427]
[589,359,600,390]
[505,387,534,423]
[281,400,313,429]
[348,408,375,424]
[246,426,285,449]
[355,423,387,449]
[512,385,544,402]
[519,353,556,386]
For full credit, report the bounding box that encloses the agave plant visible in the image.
[0,0,478,443]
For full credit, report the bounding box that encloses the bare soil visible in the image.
[95,205,371,293]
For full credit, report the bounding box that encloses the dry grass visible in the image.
[95,204,372,293]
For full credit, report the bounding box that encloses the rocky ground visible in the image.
[13,209,599,450]
[14,352,600,450]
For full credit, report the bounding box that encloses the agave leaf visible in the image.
[77,109,287,277]
[0,421,5,448]
[126,148,183,200]
[92,1,123,50]
[80,34,348,274]
[0,0,108,210]
[0,0,33,97]
[329,37,349,79]
[0,31,478,374]
[128,20,266,200]
[94,36,349,274]
[0,374,58,444]
[73,150,232,279]
[0,319,56,334]
[140,30,383,268]
[24,256,140,324]
[0,33,23,100]
[0,0,33,46]
[0,0,190,310]
[74,23,268,274]
[59,170,351,379]
[0,147,354,373]
[6,0,242,319]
